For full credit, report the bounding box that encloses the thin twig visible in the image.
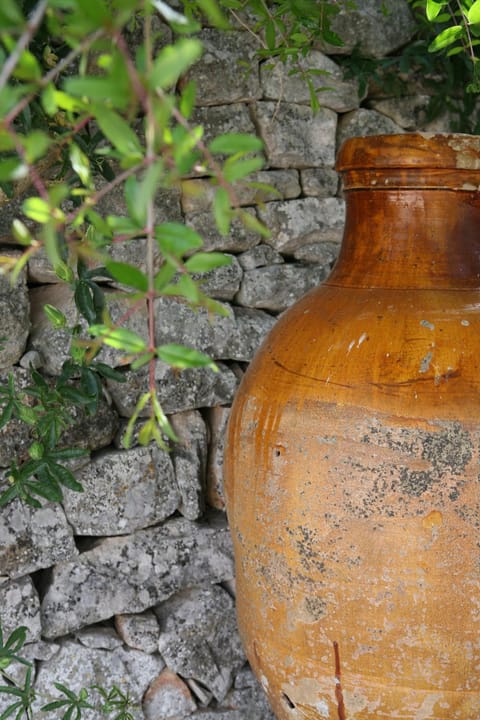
[0,0,48,92]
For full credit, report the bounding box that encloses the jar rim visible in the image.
[336,132,480,172]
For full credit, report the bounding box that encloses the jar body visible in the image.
[224,135,480,719]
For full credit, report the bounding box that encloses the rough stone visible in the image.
[192,104,257,148]
[185,209,261,252]
[0,497,78,578]
[293,240,340,266]
[107,363,237,418]
[155,586,245,702]
[323,0,417,57]
[369,95,452,132]
[154,296,276,362]
[33,638,165,720]
[115,611,160,654]
[143,669,197,720]
[253,102,337,168]
[75,626,124,650]
[237,244,284,270]
[224,666,276,720]
[40,516,234,637]
[0,576,41,641]
[206,406,231,511]
[260,51,364,111]
[336,108,404,149]
[155,362,238,414]
[28,247,61,283]
[62,446,179,535]
[300,168,339,198]
[258,197,345,253]
[29,284,149,374]
[170,410,208,520]
[235,263,327,312]
[186,30,261,105]
[0,257,29,369]
[192,255,243,300]
[182,172,301,214]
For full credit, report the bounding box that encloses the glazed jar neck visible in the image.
[327,186,480,290]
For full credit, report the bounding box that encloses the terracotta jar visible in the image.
[224,134,480,720]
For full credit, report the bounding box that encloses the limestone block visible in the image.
[0,258,29,369]
[322,0,417,57]
[170,410,208,520]
[336,108,404,150]
[191,255,243,300]
[29,284,149,374]
[192,104,257,147]
[260,52,364,111]
[182,171,301,213]
[106,363,237,418]
[237,244,284,270]
[115,610,160,654]
[154,296,276,362]
[253,102,337,168]
[300,168,339,198]
[0,498,77,578]
[143,669,197,720]
[155,586,245,702]
[33,638,164,720]
[75,626,124,650]
[40,517,234,637]
[369,95,453,132]
[62,447,179,535]
[205,406,230,510]
[186,29,261,105]
[155,363,238,414]
[0,576,41,641]
[0,367,118,468]
[185,209,260,252]
[258,197,345,253]
[235,264,328,312]
[293,241,340,267]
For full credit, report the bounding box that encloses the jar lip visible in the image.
[336,132,480,172]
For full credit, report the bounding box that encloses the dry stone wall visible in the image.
[0,1,453,718]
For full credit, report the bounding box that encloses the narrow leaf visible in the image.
[209,133,263,154]
[150,39,203,90]
[106,261,148,291]
[156,343,217,370]
[185,252,231,272]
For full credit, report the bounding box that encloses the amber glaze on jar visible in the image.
[224,134,480,720]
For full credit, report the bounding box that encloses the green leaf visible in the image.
[91,362,126,382]
[208,133,264,154]
[155,222,203,256]
[22,197,51,224]
[185,252,231,272]
[213,187,231,235]
[13,49,41,81]
[426,0,445,21]
[89,325,148,353]
[74,281,97,324]
[265,19,276,50]
[179,80,197,119]
[44,304,67,329]
[149,39,203,90]
[428,25,464,52]
[70,143,91,186]
[21,130,52,164]
[47,462,84,492]
[223,156,264,182]
[41,84,57,116]
[106,261,148,291]
[156,343,217,370]
[11,219,33,246]
[94,107,143,157]
[238,209,271,238]
[0,158,27,182]
[124,175,147,228]
[0,0,25,30]
[469,0,480,23]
